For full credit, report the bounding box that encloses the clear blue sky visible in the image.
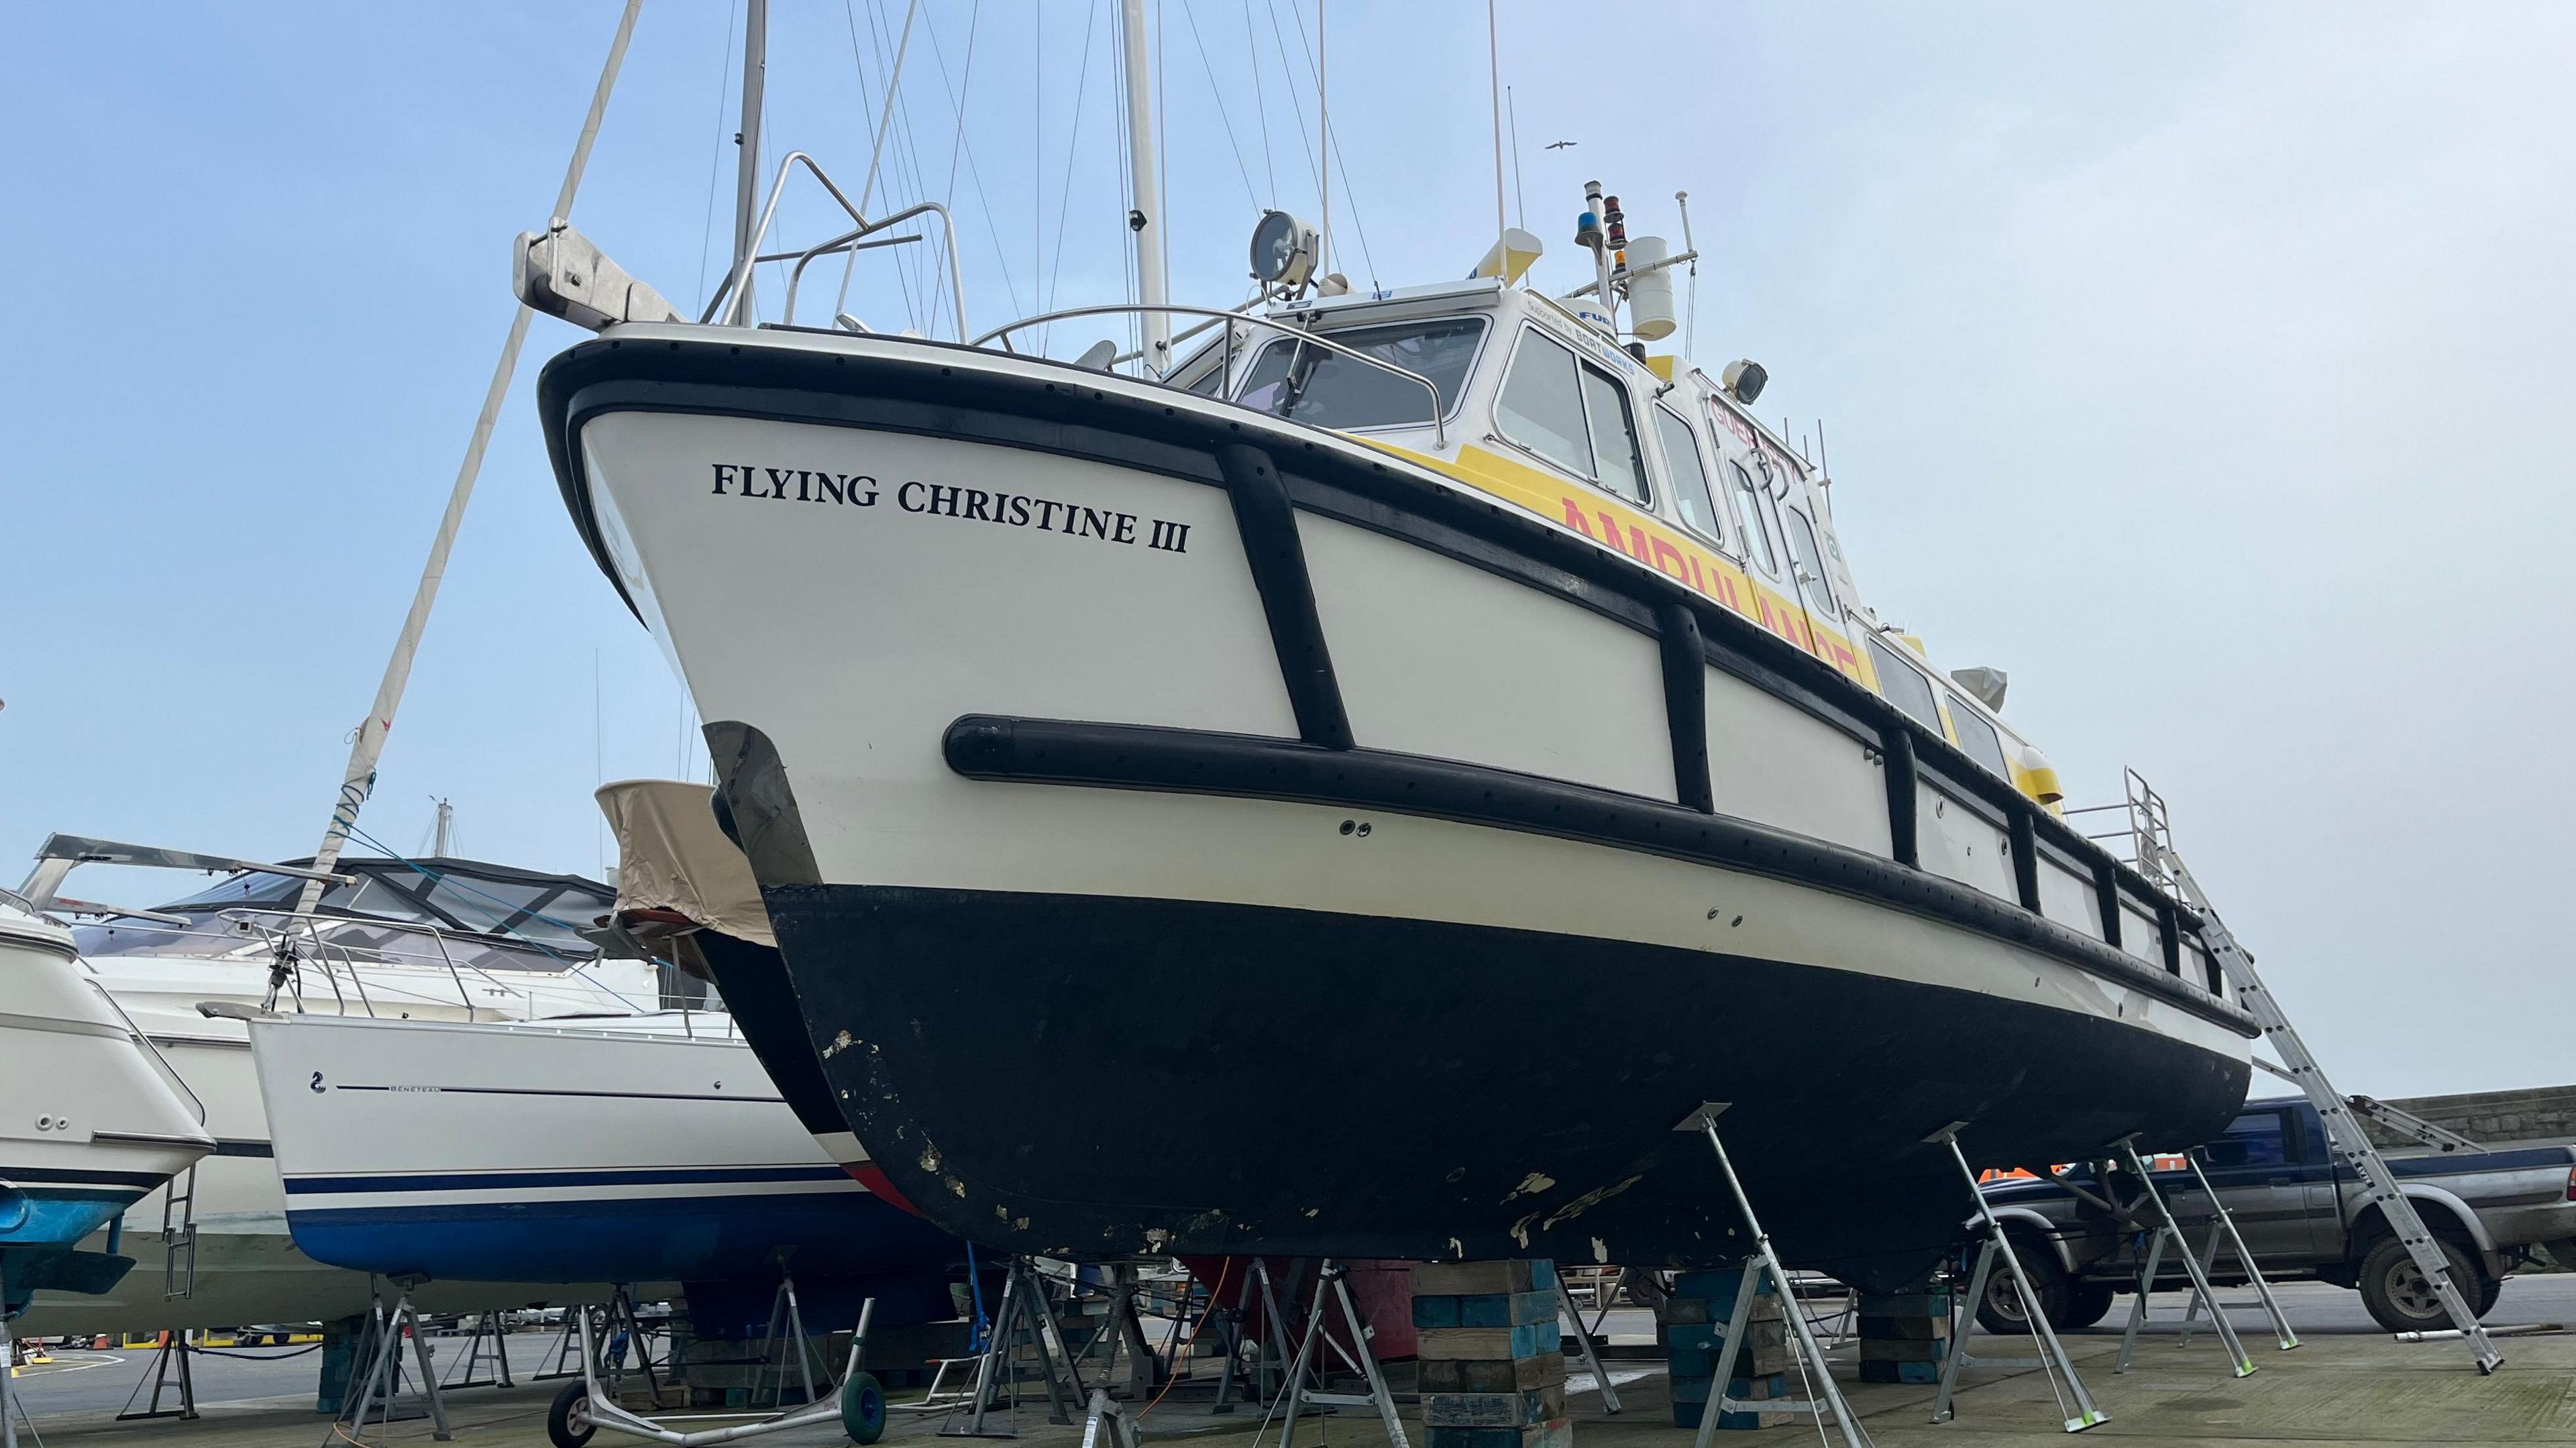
[5,3,2571,1095]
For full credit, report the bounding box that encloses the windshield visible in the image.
[1234,317,1486,430]
[80,860,613,959]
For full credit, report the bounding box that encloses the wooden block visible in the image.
[1417,1323,1556,1361]
[1415,1292,1554,1329]
[1674,1401,1800,1430]
[1422,1417,1570,1448]
[1662,1296,1712,1324]
[1856,1313,1950,1341]
[1859,1336,1948,1363]
[1421,1386,1564,1427]
[1419,1354,1568,1394]
[1667,1319,1782,1354]
[1668,1372,1786,1404]
[1669,1341,1789,1380]
[1859,1359,1943,1384]
[1672,1268,1769,1299]
[1414,1261,1558,1296]
[1855,1292,1950,1317]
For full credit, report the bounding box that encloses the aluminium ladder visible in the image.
[2144,840,2503,1373]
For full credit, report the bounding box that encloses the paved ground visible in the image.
[11,1279,2575,1446]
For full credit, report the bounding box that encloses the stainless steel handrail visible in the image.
[969,302,1452,448]
[704,152,970,341]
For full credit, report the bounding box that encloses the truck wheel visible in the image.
[2057,1281,2117,1331]
[1974,1233,2073,1334]
[546,1380,596,1448]
[2357,1237,2489,1334]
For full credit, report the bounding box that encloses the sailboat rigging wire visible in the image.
[291,0,642,919]
[928,0,983,333]
[696,0,745,308]
[1177,0,1263,211]
[920,0,1022,318]
[1258,0,1322,211]
[1242,0,1277,206]
[1040,0,1106,353]
[1277,0,1375,289]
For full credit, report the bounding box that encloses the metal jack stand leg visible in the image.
[1083,1388,1140,1448]
[1931,1134,2105,1433]
[2174,1156,2298,1352]
[2110,1139,2254,1377]
[332,1288,451,1445]
[949,1259,1088,1437]
[1551,1262,1622,1414]
[1273,1262,1410,1448]
[114,1328,199,1422]
[1683,1113,1870,1448]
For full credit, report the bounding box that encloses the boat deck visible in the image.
[14,1279,2575,1447]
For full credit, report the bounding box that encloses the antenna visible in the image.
[431,798,455,858]
[1507,86,1527,231]
[1676,190,1699,358]
[1316,0,1329,280]
[1487,0,1506,265]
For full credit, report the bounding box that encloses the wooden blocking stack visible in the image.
[1854,1290,1950,1384]
[1666,1268,1794,1430]
[1413,1260,1570,1448]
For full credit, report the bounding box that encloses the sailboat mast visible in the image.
[290,0,642,917]
[730,0,769,325]
[1119,0,1171,374]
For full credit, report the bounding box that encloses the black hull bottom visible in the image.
[763,885,2249,1292]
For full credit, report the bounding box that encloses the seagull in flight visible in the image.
[1545,140,1577,150]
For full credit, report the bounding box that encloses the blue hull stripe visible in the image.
[284,1164,852,1195]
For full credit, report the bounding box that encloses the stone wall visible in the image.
[2357,1084,2576,1150]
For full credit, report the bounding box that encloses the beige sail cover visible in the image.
[593,779,775,948]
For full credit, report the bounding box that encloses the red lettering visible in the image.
[1649,537,1690,583]
[1560,499,1600,540]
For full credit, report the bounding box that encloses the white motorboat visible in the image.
[1,890,212,1315]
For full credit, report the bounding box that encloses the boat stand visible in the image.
[331,1286,453,1445]
[1682,1108,1870,1448]
[945,1257,1091,1437]
[1271,1260,1408,1448]
[541,1286,662,1398]
[2173,1154,2298,1352]
[1550,1258,1623,1414]
[749,1271,831,1410]
[440,1309,518,1390]
[1930,1132,2106,1433]
[2109,1138,2255,1376]
[113,1329,200,1423]
[564,1296,876,1447]
[1081,1388,1140,1448]
[2,1263,24,1448]
[1210,1258,1301,1414]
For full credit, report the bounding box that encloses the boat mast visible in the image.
[1119,0,1171,374]
[291,0,642,916]
[729,0,769,325]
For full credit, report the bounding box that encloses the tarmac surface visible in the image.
[11,1278,2575,1446]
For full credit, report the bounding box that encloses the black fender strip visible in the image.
[941,713,2257,1037]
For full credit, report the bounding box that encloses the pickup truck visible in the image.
[1974,1097,2576,1334]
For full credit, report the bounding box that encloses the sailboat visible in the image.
[11,840,659,1335]
[511,1,2255,1288]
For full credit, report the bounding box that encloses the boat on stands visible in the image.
[1,890,212,1317]
[10,838,661,1335]
[239,1005,963,1331]
[511,8,2256,1290]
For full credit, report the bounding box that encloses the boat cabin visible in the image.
[1162,276,2058,811]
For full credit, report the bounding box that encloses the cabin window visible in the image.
[1727,461,1780,575]
[1234,316,1487,430]
[1654,406,1723,543]
[1495,329,1651,504]
[1866,636,1943,729]
[1783,504,1838,618]
[1947,697,2013,777]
